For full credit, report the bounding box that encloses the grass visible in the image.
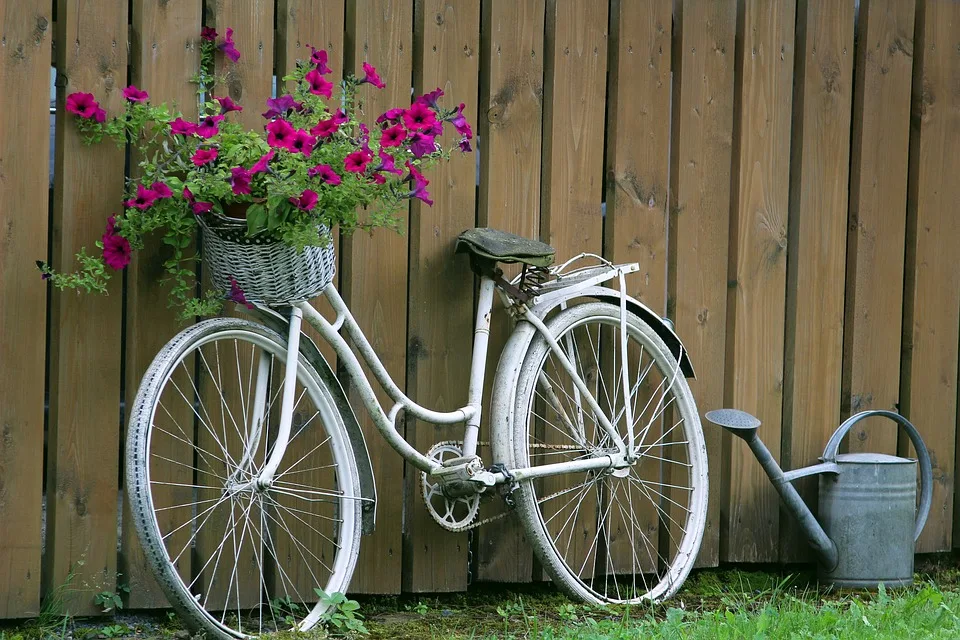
[4,566,960,639]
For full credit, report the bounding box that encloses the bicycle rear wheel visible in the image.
[126,318,362,639]
[508,302,707,603]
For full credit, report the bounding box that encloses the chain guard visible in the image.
[421,441,482,532]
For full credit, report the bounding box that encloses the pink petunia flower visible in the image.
[191,201,213,215]
[290,129,317,155]
[102,233,132,270]
[459,138,472,153]
[308,46,332,74]
[218,27,241,62]
[308,164,342,186]
[196,114,225,139]
[266,118,296,150]
[409,174,433,206]
[407,131,436,158]
[230,166,252,195]
[228,277,254,309]
[376,149,403,177]
[170,117,197,136]
[125,184,158,210]
[249,150,275,174]
[191,147,218,166]
[376,108,405,126]
[93,106,107,123]
[216,95,243,114]
[450,102,472,139]
[310,117,340,139]
[331,108,349,125]
[373,174,386,185]
[403,101,437,132]
[122,85,150,103]
[404,160,427,185]
[200,26,218,42]
[380,124,407,148]
[344,149,373,174]
[416,87,444,109]
[360,62,385,89]
[262,95,302,120]
[289,189,319,211]
[305,69,333,98]
[65,92,101,120]
[151,181,173,198]
[183,186,194,202]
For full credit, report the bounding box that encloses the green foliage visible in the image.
[93,590,123,614]
[315,588,369,636]
[97,624,130,638]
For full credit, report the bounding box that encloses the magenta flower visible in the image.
[249,150,275,174]
[290,129,317,155]
[196,114,225,139]
[230,166,252,195]
[266,118,296,150]
[360,62,385,89]
[376,108,405,126]
[216,95,243,114]
[65,92,102,119]
[416,87,444,109]
[426,119,443,137]
[310,117,340,139]
[170,117,197,136]
[404,161,427,185]
[331,108,349,125]
[124,184,158,210]
[376,149,403,177]
[289,189,319,211]
[151,181,173,198]
[403,101,437,132]
[192,201,213,215]
[305,69,333,98]
[380,124,407,148]
[191,147,218,166]
[459,138,472,153]
[407,131,436,158]
[102,233,132,270]
[183,186,194,202]
[410,175,433,206]
[309,164,342,186]
[200,26,218,41]
[218,27,241,62]
[450,102,472,139]
[122,85,149,103]
[262,95,302,119]
[93,106,107,123]
[344,149,373,174]
[308,46,332,74]
[228,277,254,309]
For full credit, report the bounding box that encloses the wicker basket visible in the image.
[198,214,336,305]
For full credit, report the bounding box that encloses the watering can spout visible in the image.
[705,409,840,571]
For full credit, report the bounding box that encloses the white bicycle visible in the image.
[125,227,708,638]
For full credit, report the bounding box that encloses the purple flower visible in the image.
[151,181,173,198]
[170,117,197,136]
[249,150,275,174]
[331,108,348,125]
[200,26,218,42]
[228,276,254,309]
[376,108,405,126]
[344,149,372,174]
[262,95,302,120]
[305,69,333,98]
[102,233,132,270]
[308,46,332,74]
[459,138,472,153]
[65,92,101,120]
[403,101,437,132]
[266,118,296,150]
[191,147,218,166]
[360,62,385,89]
[380,124,406,148]
[122,85,150,103]
[450,102,472,139]
[192,201,213,215]
[93,106,107,123]
[290,129,317,155]
[407,131,436,158]
[416,87,444,109]
[309,164,342,186]
[230,166,252,195]
[376,149,403,177]
[216,95,243,114]
[218,27,241,62]
[426,120,443,137]
[310,117,340,139]
[124,184,158,210]
[196,114,225,139]
[289,189,319,211]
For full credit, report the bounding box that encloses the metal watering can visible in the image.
[706,409,933,588]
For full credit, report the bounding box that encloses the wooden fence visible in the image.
[1,0,959,618]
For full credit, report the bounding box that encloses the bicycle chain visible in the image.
[421,440,590,533]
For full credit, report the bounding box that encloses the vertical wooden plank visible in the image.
[841,0,915,454]
[120,0,202,609]
[46,0,127,615]
[474,0,545,584]
[343,0,411,594]
[0,0,51,618]
[603,0,670,577]
[277,0,345,92]
[540,0,608,582]
[902,0,960,553]
[780,0,854,562]
[668,0,737,569]
[722,0,795,563]
[403,0,479,593]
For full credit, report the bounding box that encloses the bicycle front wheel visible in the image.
[509,302,707,604]
[126,318,362,639]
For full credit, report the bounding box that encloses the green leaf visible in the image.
[247,204,267,235]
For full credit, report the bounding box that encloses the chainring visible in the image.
[421,441,482,532]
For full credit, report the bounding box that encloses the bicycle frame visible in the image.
[251,260,644,491]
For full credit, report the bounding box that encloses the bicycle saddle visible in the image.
[455,227,555,268]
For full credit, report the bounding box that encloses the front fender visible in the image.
[252,307,378,535]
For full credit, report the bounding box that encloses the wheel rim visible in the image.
[137,328,360,637]
[519,313,706,603]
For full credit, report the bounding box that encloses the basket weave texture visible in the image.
[199,216,336,305]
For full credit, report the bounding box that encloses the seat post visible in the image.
[462,275,496,458]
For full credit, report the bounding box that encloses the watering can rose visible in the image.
[40,26,472,318]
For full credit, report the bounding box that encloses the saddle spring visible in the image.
[518,263,551,299]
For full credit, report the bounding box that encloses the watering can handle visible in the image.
[821,410,932,542]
